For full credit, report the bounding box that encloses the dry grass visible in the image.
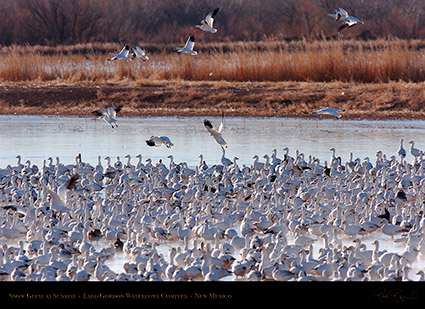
[0,39,425,118]
[1,39,425,83]
[0,80,424,119]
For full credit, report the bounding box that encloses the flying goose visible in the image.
[132,46,149,61]
[204,112,227,148]
[196,8,220,33]
[312,106,345,118]
[47,174,79,213]
[338,15,364,32]
[92,105,123,128]
[145,136,174,148]
[176,35,198,55]
[327,8,349,21]
[108,45,132,62]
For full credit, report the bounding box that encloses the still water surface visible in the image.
[0,115,424,168]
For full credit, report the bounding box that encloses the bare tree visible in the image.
[1,0,425,45]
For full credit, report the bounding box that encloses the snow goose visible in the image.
[93,105,123,128]
[252,155,265,171]
[74,259,91,281]
[176,35,198,55]
[145,136,174,148]
[338,15,364,32]
[272,263,296,281]
[131,46,149,61]
[409,140,421,158]
[381,219,410,239]
[204,112,227,148]
[397,139,406,162]
[108,45,132,61]
[327,8,349,21]
[47,173,79,213]
[196,8,220,33]
[312,106,344,118]
[221,147,232,167]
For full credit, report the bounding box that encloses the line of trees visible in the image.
[0,0,424,45]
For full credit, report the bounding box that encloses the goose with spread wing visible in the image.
[327,8,364,32]
[312,106,345,119]
[132,46,149,61]
[176,35,198,55]
[338,15,364,32]
[145,136,174,148]
[327,8,349,21]
[204,112,227,148]
[108,45,132,62]
[47,174,79,213]
[93,105,123,128]
[196,8,220,33]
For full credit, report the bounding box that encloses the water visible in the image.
[2,115,425,280]
[0,115,424,169]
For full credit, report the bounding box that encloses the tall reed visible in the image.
[0,39,424,83]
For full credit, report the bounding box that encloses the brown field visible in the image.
[0,39,424,119]
[0,80,424,119]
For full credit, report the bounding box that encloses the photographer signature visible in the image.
[369,288,418,304]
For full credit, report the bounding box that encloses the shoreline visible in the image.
[0,80,424,120]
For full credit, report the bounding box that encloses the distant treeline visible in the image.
[0,0,424,45]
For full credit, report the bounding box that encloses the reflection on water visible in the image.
[0,115,424,169]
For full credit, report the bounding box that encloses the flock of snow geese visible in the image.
[108,7,364,61]
[1,129,425,281]
[5,7,425,283]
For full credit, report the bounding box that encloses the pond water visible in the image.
[0,115,424,169]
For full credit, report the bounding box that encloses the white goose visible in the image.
[196,8,220,33]
[409,140,421,158]
[47,174,79,213]
[338,15,364,32]
[312,106,344,118]
[221,147,232,166]
[204,112,227,148]
[335,8,364,32]
[145,136,174,148]
[132,46,149,61]
[108,45,132,61]
[92,105,123,128]
[397,139,406,161]
[176,35,198,55]
[327,8,349,21]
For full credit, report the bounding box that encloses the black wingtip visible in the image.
[115,105,124,113]
[66,174,80,190]
[145,140,155,147]
[212,7,220,18]
[204,119,213,129]
[189,34,195,42]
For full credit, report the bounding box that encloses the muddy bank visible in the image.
[0,80,424,119]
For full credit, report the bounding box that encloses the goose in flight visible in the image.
[196,8,220,33]
[132,46,149,61]
[327,8,349,21]
[145,136,174,148]
[338,15,364,32]
[108,45,132,62]
[312,106,345,119]
[204,112,227,148]
[93,105,123,128]
[47,174,79,213]
[176,35,198,55]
